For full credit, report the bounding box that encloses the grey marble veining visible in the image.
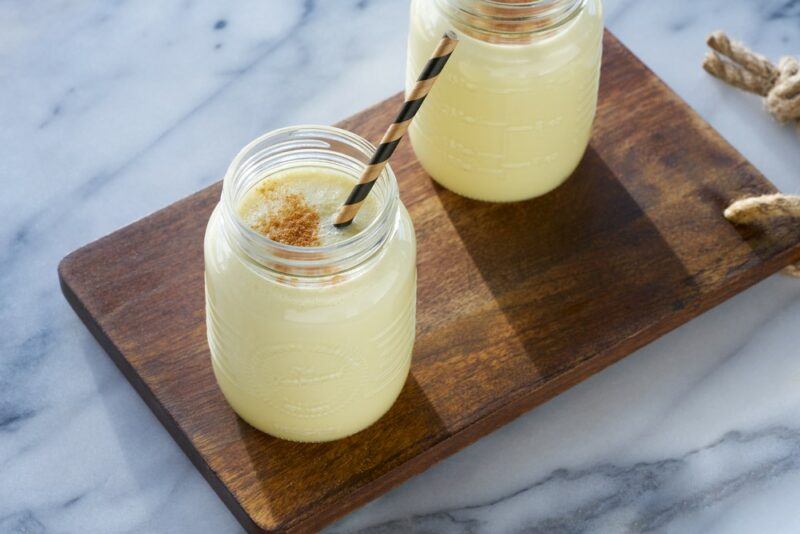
[343,425,800,533]
[1,1,799,533]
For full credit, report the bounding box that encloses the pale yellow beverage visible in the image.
[204,127,416,442]
[236,167,380,247]
[407,0,603,201]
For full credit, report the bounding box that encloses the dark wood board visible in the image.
[58,32,800,533]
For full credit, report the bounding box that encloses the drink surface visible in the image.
[205,165,416,442]
[407,0,604,201]
[237,167,379,246]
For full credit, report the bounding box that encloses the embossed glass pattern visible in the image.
[407,0,604,201]
[204,126,417,442]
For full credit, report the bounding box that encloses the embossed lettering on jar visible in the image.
[407,0,604,201]
[204,126,417,443]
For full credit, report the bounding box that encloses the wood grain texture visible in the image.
[58,32,800,533]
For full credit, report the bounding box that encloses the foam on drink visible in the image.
[237,167,380,246]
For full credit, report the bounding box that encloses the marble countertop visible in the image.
[3,1,800,532]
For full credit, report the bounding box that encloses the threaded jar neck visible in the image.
[436,0,585,43]
[219,125,399,285]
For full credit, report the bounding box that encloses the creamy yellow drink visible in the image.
[236,168,380,247]
[407,0,603,201]
[204,128,416,442]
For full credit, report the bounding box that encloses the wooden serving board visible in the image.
[59,32,800,533]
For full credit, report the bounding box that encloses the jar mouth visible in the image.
[439,0,586,42]
[220,125,399,279]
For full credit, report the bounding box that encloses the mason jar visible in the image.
[204,126,417,442]
[407,0,604,201]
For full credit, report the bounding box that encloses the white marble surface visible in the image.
[2,1,799,532]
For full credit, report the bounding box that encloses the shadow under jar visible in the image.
[407,0,604,202]
[204,126,417,443]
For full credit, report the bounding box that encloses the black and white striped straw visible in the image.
[333,31,459,228]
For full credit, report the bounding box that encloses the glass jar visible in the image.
[204,126,417,442]
[407,0,603,201]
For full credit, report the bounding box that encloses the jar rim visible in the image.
[436,0,587,41]
[220,125,399,279]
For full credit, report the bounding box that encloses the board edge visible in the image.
[57,259,268,534]
[54,29,800,533]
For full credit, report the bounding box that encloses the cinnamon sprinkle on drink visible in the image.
[252,184,320,247]
[237,168,380,249]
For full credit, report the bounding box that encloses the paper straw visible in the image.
[333,31,459,228]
